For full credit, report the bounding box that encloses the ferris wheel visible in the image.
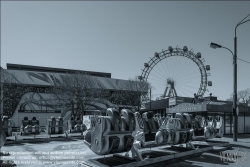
[138,46,212,99]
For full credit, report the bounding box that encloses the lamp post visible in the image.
[209,42,237,140]
[209,14,250,142]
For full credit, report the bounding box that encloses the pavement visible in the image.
[0,134,249,167]
[166,134,250,167]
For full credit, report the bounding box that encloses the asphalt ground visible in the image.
[164,134,250,167]
[0,134,249,167]
[169,134,250,167]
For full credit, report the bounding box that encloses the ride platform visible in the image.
[4,131,83,145]
[79,140,230,167]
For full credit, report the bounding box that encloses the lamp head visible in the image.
[209,42,222,49]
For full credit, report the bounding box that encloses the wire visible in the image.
[237,58,250,64]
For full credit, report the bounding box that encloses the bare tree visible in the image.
[50,72,105,120]
[0,68,21,106]
[113,77,150,111]
[0,68,30,118]
[226,88,250,105]
[238,88,250,105]
[0,68,28,133]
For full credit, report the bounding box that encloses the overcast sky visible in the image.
[1,1,250,100]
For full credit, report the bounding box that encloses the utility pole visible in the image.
[233,34,238,142]
[209,13,250,142]
[233,13,250,141]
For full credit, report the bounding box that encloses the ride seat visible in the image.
[175,113,186,129]
[83,108,135,155]
[31,117,39,126]
[121,109,135,131]
[106,108,121,131]
[70,117,76,129]
[22,117,30,128]
[58,117,63,126]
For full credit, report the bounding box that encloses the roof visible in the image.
[3,69,144,92]
[7,63,111,78]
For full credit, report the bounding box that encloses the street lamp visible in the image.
[209,14,250,142]
[209,43,233,56]
[209,42,222,49]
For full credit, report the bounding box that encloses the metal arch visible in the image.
[140,47,208,97]
[141,51,172,81]
[184,50,208,96]
[186,51,208,97]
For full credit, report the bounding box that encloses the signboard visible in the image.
[83,110,101,115]
[169,97,193,107]
[167,103,207,113]
[18,110,61,113]
[236,107,239,116]
[169,97,176,106]
[209,105,249,112]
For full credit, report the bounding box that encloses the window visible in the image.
[225,113,232,134]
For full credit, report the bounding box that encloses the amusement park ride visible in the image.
[81,46,227,164]
[0,46,234,166]
[83,108,224,162]
[0,115,87,146]
[138,45,212,99]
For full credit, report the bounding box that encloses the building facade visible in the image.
[1,63,142,127]
[141,96,250,134]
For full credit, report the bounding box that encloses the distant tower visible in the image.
[162,78,177,98]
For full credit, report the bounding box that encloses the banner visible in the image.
[18,110,61,113]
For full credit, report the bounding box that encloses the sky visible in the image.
[1,1,250,101]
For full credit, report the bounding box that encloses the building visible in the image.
[141,95,250,134]
[1,63,143,127]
